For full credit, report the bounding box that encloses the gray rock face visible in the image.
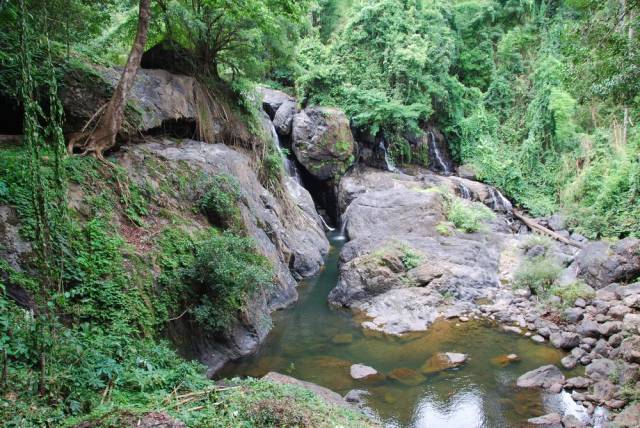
[547,213,567,232]
[620,337,640,363]
[291,107,356,181]
[516,365,565,388]
[258,87,294,118]
[61,66,201,135]
[576,238,640,289]
[273,100,296,136]
[124,140,329,374]
[328,169,506,334]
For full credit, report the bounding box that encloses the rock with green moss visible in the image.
[291,107,356,181]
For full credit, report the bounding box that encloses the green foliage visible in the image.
[548,281,594,307]
[186,232,273,334]
[197,174,243,230]
[445,198,496,233]
[520,234,554,253]
[400,246,422,270]
[513,256,563,296]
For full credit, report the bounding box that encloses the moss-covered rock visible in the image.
[291,107,356,181]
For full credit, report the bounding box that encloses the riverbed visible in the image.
[220,233,586,427]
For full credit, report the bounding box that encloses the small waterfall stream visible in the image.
[267,119,302,184]
[427,131,451,175]
[378,140,396,172]
[488,186,513,212]
[458,183,472,200]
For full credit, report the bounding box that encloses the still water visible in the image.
[220,233,583,427]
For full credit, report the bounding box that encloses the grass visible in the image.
[446,198,496,233]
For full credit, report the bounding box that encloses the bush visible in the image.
[514,256,563,295]
[197,174,243,230]
[446,198,496,233]
[549,281,594,307]
[400,246,422,270]
[187,232,273,333]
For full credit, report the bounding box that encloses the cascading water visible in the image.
[488,186,513,212]
[427,131,451,175]
[267,119,302,184]
[378,140,396,172]
[458,183,472,200]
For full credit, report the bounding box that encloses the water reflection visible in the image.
[220,234,582,427]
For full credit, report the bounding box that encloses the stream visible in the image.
[220,232,587,427]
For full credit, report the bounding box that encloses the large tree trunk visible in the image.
[81,0,151,159]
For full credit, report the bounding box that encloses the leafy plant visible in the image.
[513,257,563,296]
[446,198,496,233]
[197,174,243,230]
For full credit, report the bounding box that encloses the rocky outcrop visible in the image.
[329,167,515,334]
[61,66,199,135]
[117,140,329,374]
[257,87,296,136]
[516,365,565,388]
[291,107,356,181]
[575,238,640,289]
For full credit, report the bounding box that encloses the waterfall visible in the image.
[267,119,302,184]
[378,140,396,172]
[458,183,471,200]
[488,187,513,212]
[427,131,451,175]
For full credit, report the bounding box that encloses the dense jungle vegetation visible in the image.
[0,0,638,426]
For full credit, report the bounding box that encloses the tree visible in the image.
[76,0,151,159]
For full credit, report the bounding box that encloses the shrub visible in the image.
[514,256,563,295]
[187,232,273,333]
[400,246,422,270]
[446,198,496,233]
[197,174,243,230]
[435,221,454,236]
[548,281,594,306]
[521,234,554,254]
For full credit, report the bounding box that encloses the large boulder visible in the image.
[291,107,356,181]
[516,365,565,388]
[120,140,329,374]
[575,238,640,289]
[257,87,296,136]
[329,168,508,334]
[61,66,199,135]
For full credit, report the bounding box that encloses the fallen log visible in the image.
[513,210,584,249]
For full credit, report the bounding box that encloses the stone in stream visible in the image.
[531,334,546,343]
[502,325,522,335]
[388,368,425,386]
[527,412,562,427]
[421,352,468,374]
[350,364,378,380]
[491,354,520,367]
[331,333,353,345]
[585,358,617,381]
[562,414,587,428]
[565,376,592,389]
[516,365,564,389]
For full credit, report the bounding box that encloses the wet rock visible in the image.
[272,100,296,136]
[258,87,294,118]
[350,364,378,380]
[585,358,617,381]
[549,383,563,393]
[516,365,564,389]
[565,377,592,389]
[388,368,425,386]
[620,337,640,363]
[561,414,586,428]
[613,403,640,427]
[527,412,562,427]
[491,354,520,367]
[503,325,523,334]
[561,355,578,370]
[550,331,580,349]
[598,321,622,337]
[291,107,356,181]
[264,372,349,407]
[577,319,601,338]
[531,334,546,343]
[344,389,370,404]
[421,352,468,374]
[331,333,354,345]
